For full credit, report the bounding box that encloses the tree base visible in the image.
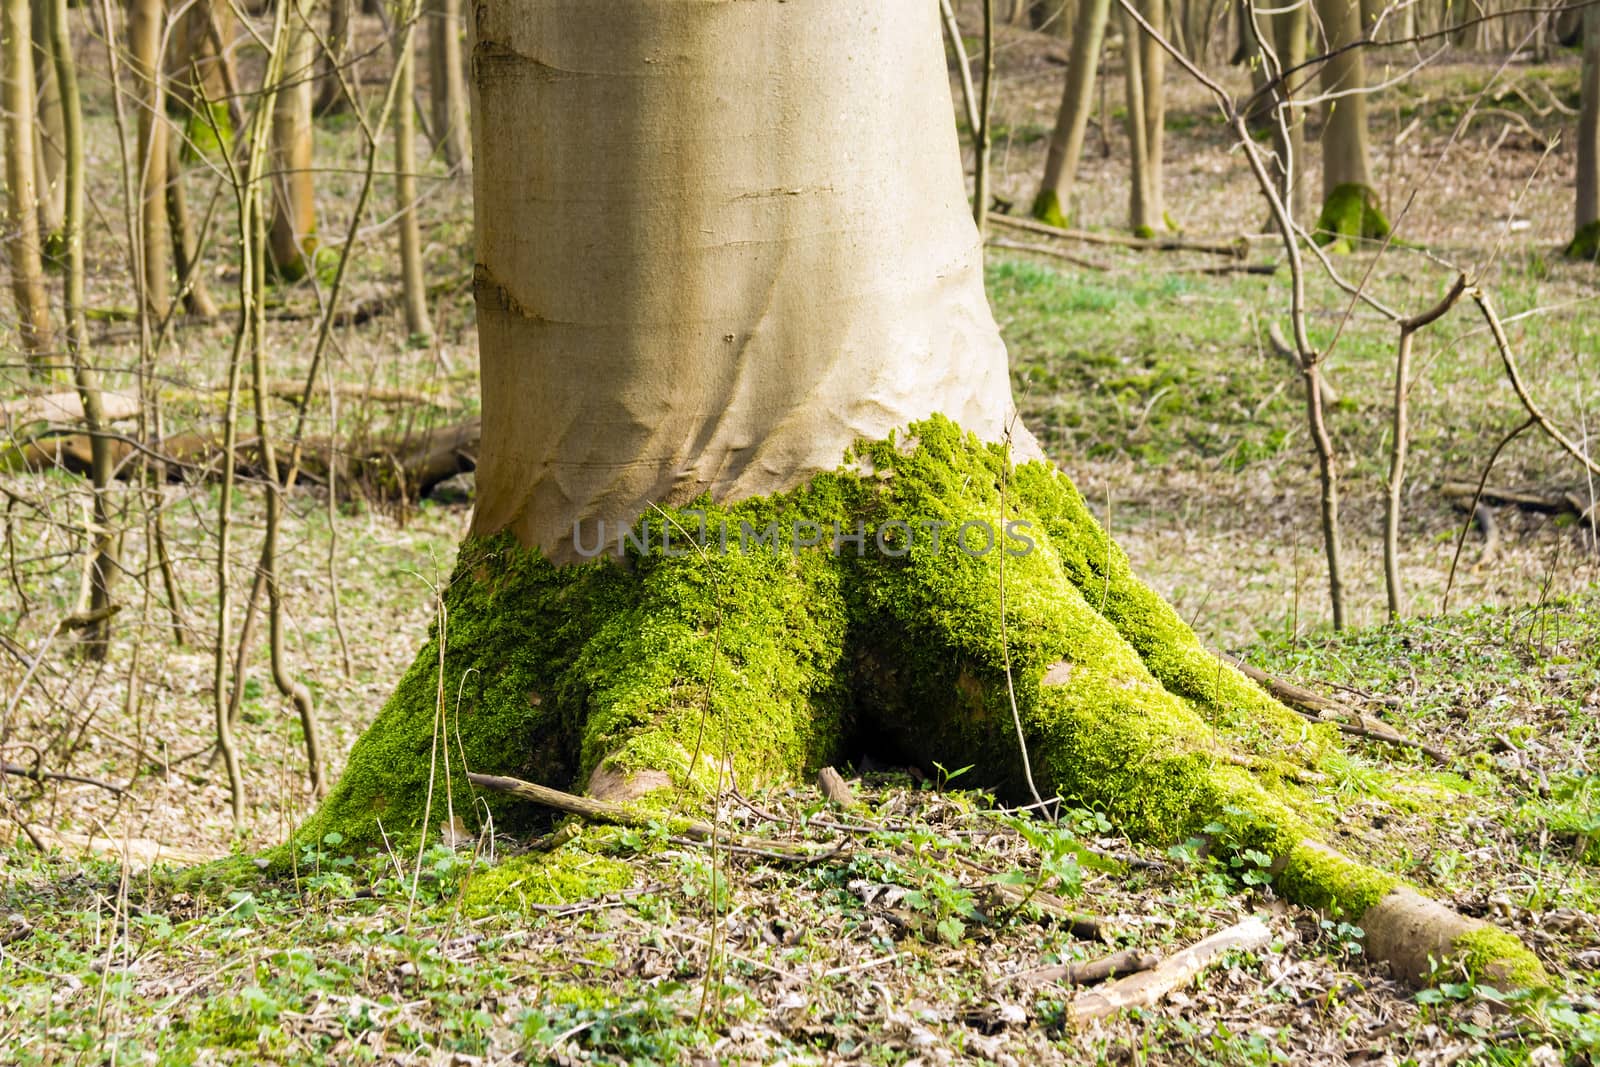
[1313,183,1391,253]
[1031,189,1071,228]
[1565,220,1600,260]
[296,417,1547,989]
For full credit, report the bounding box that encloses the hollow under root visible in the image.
[295,416,1548,990]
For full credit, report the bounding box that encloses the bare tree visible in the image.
[268,0,319,280]
[3,0,54,378]
[129,0,172,315]
[1312,0,1388,249]
[31,0,66,252]
[427,0,470,173]
[395,0,432,338]
[1033,0,1112,224]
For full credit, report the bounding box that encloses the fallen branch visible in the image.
[10,418,482,502]
[1440,481,1597,526]
[1,390,141,426]
[1008,946,1159,988]
[21,826,218,868]
[1067,915,1271,1025]
[1216,651,1451,765]
[991,212,1248,258]
[987,236,1110,271]
[983,879,1112,942]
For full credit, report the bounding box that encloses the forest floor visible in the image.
[1,6,1599,1065]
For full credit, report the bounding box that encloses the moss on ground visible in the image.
[1314,183,1391,252]
[461,845,632,916]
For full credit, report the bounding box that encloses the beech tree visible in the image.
[294,0,1543,990]
[1312,0,1389,248]
[1032,0,1111,224]
[267,0,318,280]
[128,0,171,315]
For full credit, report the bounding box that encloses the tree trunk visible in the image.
[129,0,171,315]
[169,0,239,156]
[1029,0,1072,36]
[1033,0,1112,224]
[1569,2,1600,259]
[294,0,1547,996]
[267,0,318,281]
[165,136,219,318]
[45,0,116,656]
[1312,0,1388,249]
[31,0,66,253]
[315,0,353,115]
[1265,0,1309,222]
[395,1,432,338]
[427,0,470,173]
[1120,12,1157,234]
[3,0,54,378]
[1128,0,1167,232]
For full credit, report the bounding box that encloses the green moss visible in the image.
[1564,219,1600,260]
[1313,183,1391,252]
[461,845,632,916]
[1451,925,1551,990]
[182,100,234,162]
[1031,188,1069,228]
[1132,223,1156,239]
[1275,841,1398,917]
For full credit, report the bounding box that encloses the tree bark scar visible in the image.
[473,264,540,322]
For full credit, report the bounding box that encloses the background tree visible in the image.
[3,0,54,377]
[427,0,470,173]
[1033,0,1111,224]
[267,0,318,280]
[129,0,172,315]
[1570,0,1599,259]
[1313,0,1388,248]
[395,0,431,338]
[315,0,353,114]
[31,0,67,255]
[44,0,116,655]
[1120,1,1167,234]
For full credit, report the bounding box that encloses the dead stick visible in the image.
[991,212,1248,257]
[1068,915,1271,1025]
[1010,947,1159,988]
[467,771,819,859]
[1216,652,1451,764]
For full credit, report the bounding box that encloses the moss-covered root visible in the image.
[1565,219,1600,260]
[856,420,1545,990]
[1279,842,1550,989]
[1313,182,1391,252]
[569,510,852,801]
